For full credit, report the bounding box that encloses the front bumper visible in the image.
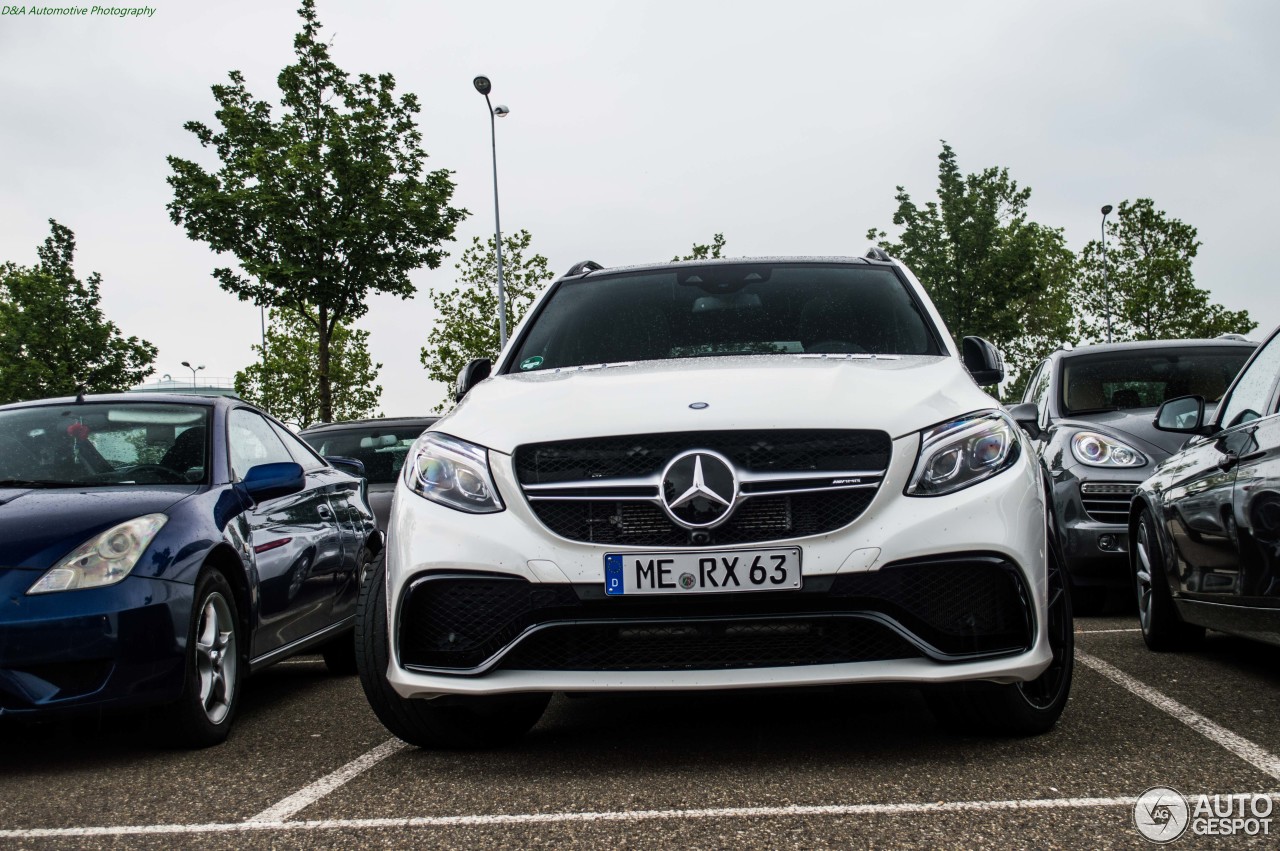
[1050,467,1144,588]
[0,570,191,717]
[386,432,1053,697]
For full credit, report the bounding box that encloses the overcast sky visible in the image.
[2,1,1278,416]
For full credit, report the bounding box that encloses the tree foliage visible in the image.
[0,220,156,405]
[1073,198,1254,342]
[420,229,553,412]
[868,141,1076,398]
[234,307,381,428]
[167,0,465,423]
[673,233,727,261]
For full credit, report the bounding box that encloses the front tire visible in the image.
[355,551,549,748]
[162,569,242,748]
[926,526,1074,736]
[1134,509,1205,651]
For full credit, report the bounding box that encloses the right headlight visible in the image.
[906,411,1021,497]
[403,432,504,513]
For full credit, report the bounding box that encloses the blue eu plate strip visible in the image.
[605,554,624,596]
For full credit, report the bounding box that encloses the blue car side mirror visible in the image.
[242,462,305,502]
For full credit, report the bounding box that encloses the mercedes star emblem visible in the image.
[660,450,738,528]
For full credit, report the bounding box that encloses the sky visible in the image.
[2,0,1278,416]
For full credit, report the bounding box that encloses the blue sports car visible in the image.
[0,393,380,746]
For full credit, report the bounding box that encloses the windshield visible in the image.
[508,263,942,372]
[301,422,436,484]
[1060,346,1255,415]
[0,402,211,487]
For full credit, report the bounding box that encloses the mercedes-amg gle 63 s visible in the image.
[356,253,1073,747]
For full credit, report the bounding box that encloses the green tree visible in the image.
[868,141,1076,399]
[420,229,553,412]
[674,233,727,261]
[0,220,156,405]
[167,0,465,423]
[234,307,381,428]
[1074,198,1254,342]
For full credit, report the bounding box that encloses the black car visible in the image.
[1009,338,1256,612]
[1130,325,1280,649]
[299,417,438,530]
[0,394,380,746]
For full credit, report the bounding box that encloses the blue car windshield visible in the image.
[0,402,211,487]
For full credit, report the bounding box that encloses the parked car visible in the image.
[1129,324,1280,650]
[300,417,438,531]
[356,253,1074,748]
[0,393,380,746]
[1007,338,1256,613]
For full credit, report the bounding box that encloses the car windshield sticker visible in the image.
[520,356,544,371]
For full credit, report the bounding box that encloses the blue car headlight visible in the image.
[27,514,168,595]
[403,433,504,513]
[907,411,1021,497]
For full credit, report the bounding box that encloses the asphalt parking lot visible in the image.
[2,613,1278,850]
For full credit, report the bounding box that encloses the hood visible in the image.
[0,485,198,569]
[438,355,996,453]
[1055,407,1193,461]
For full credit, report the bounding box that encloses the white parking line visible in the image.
[1075,628,1141,634]
[1077,652,1280,780]
[0,795,1146,838]
[247,738,407,823]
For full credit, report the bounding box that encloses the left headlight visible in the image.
[27,514,168,595]
[404,432,504,514]
[1070,431,1146,468]
[906,411,1021,497]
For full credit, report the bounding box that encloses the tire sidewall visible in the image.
[172,569,242,747]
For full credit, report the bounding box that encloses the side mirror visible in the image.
[325,456,366,479]
[1155,395,1206,433]
[456,358,492,402]
[1006,402,1042,440]
[242,461,305,502]
[961,336,1004,386]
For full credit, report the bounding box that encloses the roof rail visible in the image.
[1216,332,1250,342]
[865,246,892,262]
[565,260,604,277]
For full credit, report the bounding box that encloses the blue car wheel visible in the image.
[165,569,242,748]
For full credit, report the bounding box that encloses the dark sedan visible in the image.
[299,417,437,531]
[0,394,380,746]
[1009,338,1256,612]
[1130,325,1280,649]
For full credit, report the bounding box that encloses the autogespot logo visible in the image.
[1134,787,1274,842]
[660,450,738,529]
[1134,787,1190,843]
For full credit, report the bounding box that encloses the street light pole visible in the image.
[180,360,205,389]
[474,75,510,350]
[1101,205,1114,344]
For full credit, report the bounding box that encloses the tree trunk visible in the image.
[317,304,333,423]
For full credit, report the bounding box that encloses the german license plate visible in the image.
[604,548,801,596]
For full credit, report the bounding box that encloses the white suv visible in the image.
[356,254,1073,746]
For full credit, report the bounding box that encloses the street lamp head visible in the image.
[493,104,510,117]
[473,75,492,96]
[1101,204,1113,216]
[181,361,191,368]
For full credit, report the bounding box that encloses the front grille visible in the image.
[515,430,890,546]
[530,491,874,546]
[1080,482,1138,524]
[396,555,1031,673]
[514,430,892,484]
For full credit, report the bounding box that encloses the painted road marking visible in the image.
[247,738,407,823]
[0,795,1156,838]
[1078,652,1280,780]
[1075,628,1141,634]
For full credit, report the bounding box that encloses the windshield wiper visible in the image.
[0,478,111,489]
